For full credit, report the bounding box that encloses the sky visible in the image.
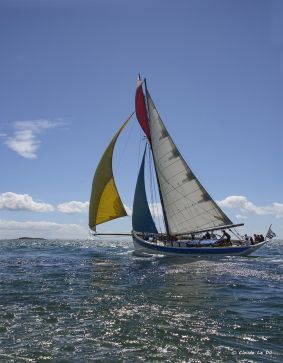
[0,0,282,239]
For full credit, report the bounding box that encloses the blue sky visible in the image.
[0,0,282,239]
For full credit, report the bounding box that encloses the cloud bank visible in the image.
[1,192,282,220]
[1,120,61,159]
[0,192,54,212]
[217,195,283,218]
[57,201,89,213]
[0,194,282,239]
[0,219,88,239]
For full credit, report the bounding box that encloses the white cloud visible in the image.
[0,219,88,239]
[0,192,54,212]
[235,214,248,219]
[217,195,283,218]
[217,195,268,215]
[57,201,133,216]
[271,202,283,218]
[57,201,89,214]
[13,120,60,132]
[1,119,61,159]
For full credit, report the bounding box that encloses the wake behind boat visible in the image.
[89,76,275,256]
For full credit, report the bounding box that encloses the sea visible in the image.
[0,238,282,363]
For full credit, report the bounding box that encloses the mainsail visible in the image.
[89,115,133,231]
[144,88,232,235]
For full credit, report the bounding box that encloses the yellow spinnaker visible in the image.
[89,114,133,231]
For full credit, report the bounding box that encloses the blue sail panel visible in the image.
[132,148,158,234]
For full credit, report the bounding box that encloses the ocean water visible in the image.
[0,238,282,363]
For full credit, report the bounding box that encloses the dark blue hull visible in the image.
[132,233,266,257]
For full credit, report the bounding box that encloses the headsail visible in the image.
[89,114,133,231]
[132,147,158,234]
[145,89,233,235]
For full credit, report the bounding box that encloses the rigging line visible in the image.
[147,148,154,217]
[148,147,163,233]
[148,148,157,223]
[153,152,163,232]
[230,228,243,239]
[137,127,143,178]
[114,112,136,174]
[145,84,170,235]
[229,229,241,240]
[146,149,154,229]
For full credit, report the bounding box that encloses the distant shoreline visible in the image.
[18,237,47,240]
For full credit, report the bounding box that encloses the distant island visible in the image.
[18,237,47,240]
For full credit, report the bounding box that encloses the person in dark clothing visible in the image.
[221,230,231,242]
[205,231,211,239]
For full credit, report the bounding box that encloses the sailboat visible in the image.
[89,77,272,256]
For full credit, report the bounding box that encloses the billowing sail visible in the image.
[135,78,151,142]
[146,90,232,235]
[89,115,132,231]
[132,147,158,234]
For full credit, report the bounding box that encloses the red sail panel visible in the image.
[135,79,151,142]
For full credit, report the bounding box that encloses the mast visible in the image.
[144,78,170,235]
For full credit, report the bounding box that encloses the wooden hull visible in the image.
[132,232,266,257]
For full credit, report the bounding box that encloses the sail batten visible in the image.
[145,90,232,235]
[89,114,133,231]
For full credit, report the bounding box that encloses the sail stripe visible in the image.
[89,114,133,231]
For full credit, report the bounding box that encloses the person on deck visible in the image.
[243,234,251,246]
[221,230,231,243]
[205,231,211,239]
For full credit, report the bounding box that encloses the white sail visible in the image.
[146,91,232,235]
